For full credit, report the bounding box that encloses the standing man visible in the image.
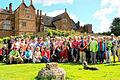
[86,35,91,63]
[111,34,117,63]
[79,36,87,63]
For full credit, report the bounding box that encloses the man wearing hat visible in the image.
[111,34,117,63]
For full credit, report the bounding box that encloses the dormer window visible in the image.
[25,8,29,13]
[63,18,67,23]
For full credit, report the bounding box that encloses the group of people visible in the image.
[0,34,120,64]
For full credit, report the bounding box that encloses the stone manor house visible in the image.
[0,0,92,37]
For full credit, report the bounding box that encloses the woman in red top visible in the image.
[71,36,79,62]
[41,47,50,63]
[60,45,68,62]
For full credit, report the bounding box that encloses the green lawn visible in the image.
[0,62,120,80]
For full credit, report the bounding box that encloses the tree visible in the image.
[110,17,120,36]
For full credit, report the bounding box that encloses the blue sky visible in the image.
[0,0,119,33]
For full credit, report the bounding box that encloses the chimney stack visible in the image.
[37,10,39,15]
[6,7,8,10]
[45,13,46,16]
[30,0,33,5]
[9,3,12,13]
[65,8,67,12]
[22,0,24,3]
[40,10,42,16]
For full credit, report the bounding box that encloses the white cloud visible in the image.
[33,0,74,6]
[93,0,120,33]
[44,10,78,22]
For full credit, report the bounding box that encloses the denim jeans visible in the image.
[106,50,111,63]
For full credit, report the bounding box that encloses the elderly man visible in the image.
[9,47,23,64]
[111,34,117,63]
[79,36,87,63]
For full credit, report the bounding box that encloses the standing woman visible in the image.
[90,36,98,64]
[106,36,112,63]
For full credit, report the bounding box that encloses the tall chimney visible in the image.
[45,13,46,16]
[9,3,12,13]
[30,0,33,5]
[22,0,24,3]
[65,8,67,12]
[6,7,8,10]
[40,10,42,16]
[37,10,39,15]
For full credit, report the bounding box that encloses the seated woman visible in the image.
[9,47,23,64]
[51,45,61,62]
[41,47,50,63]
[1,45,9,62]
[23,46,33,63]
[60,45,68,62]
[33,46,42,63]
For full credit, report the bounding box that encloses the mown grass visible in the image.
[0,62,120,80]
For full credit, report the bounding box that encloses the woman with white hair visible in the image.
[106,36,112,63]
[90,36,98,64]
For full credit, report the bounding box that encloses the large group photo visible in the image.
[0,0,120,80]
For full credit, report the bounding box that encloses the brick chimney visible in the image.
[22,0,24,3]
[37,10,39,15]
[45,13,46,16]
[65,8,67,13]
[30,0,33,5]
[40,10,42,16]
[6,7,8,11]
[9,3,12,13]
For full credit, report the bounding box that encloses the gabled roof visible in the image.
[42,11,77,29]
[0,8,14,14]
[42,15,54,27]
[71,19,77,30]
[52,12,66,22]
[15,2,27,12]
[29,4,35,10]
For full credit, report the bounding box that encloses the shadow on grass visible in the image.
[34,76,72,80]
[58,62,103,66]
[105,63,120,66]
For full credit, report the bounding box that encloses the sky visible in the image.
[0,0,120,33]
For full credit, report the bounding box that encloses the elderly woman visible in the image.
[90,36,98,64]
[33,46,42,63]
[106,36,112,63]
